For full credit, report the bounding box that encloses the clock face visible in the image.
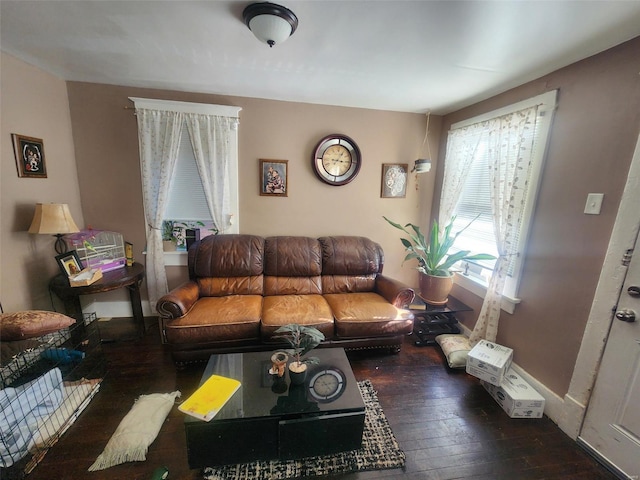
[322,144,352,176]
[312,134,361,186]
[308,368,346,403]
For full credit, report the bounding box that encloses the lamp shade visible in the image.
[243,2,298,47]
[28,203,80,234]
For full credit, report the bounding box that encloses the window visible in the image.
[163,126,219,251]
[445,91,557,312]
[164,125,214,222]
[130,97,241,265]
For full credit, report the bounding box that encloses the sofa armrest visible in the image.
[375,275,415,308]
[156,281,200,319]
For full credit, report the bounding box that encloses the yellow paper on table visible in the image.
[178,375,241,422]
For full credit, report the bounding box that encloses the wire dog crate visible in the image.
[0,321,105,478]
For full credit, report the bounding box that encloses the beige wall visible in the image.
[64,83,436,300]
[0,52,84,312]
[435,36,640,396]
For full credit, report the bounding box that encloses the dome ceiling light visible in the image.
[243,2,298,48]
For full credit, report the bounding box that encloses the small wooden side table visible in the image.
[410,295,472,346]
[50,262,146,338]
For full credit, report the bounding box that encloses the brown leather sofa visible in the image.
[156,234,415,365]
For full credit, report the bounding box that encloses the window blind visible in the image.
[164,125,212,221]
[451,107,546,275]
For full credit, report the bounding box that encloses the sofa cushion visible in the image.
[319,236,383,276]
[264,237,323,296]
[319,237,383,294]
[164,296,262,345]
[264,276,322,296]
[189,234,264,280]
[0,310,75,341]
[261,295,334,341]
[264,237,322,276]
[324,292,414,338]
[321,274,377,294]
[198,276,264,297]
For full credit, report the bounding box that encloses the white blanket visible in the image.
[88,391,181,471]
[0,368,63,467]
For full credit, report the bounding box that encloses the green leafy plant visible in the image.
[162,220,176,242]
[162,220,218,248]
[272,324,325,367]
[383,216,496,277]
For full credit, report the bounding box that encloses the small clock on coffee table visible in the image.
[308,367,346,403]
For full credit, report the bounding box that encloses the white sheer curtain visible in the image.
[136,108,184,306]
[469,106,539,343]
[438,123,486,227]
[184,114,236,233]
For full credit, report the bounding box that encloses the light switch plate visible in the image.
[584,193,604,215]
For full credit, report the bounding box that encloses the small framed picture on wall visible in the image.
[381,163,408,198]
[12,133,47,178]
[259,159,288,197]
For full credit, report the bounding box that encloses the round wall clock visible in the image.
[312,134,361,186]
[308,367,346,403]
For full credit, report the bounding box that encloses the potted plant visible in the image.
[162,220,177,251]
[384,216,496,305]
[272,324,325,385]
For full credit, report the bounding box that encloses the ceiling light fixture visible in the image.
[243,2,298,48]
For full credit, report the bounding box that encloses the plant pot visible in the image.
[271,375,288,394]
[269,351,289,377]
[163,240,177,252]
[419,272,454,306]
[288,361,308,385]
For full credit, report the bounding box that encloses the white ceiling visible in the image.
[2,1,639,115]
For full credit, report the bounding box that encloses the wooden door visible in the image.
[580,225,640,478]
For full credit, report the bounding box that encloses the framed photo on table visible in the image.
[12,133,47,178]
[259,159,288,197]
[56,250,84,277]
[381,163,408,198]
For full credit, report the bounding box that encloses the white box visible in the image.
[466,339,513,386]
[482,368,545,418]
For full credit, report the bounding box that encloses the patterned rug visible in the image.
[203,380,405,480]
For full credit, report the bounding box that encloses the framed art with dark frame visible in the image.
[381,163,408,198]
[12,133,47,178]
[259,159,288,197]
[56,250,84,277]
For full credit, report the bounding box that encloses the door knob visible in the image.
[615,309,636,322]
[628,286,640,297]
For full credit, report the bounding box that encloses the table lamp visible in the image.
[28,203,80,254]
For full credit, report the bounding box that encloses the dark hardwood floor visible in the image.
[23,317,616,480]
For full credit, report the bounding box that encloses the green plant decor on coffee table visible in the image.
[272,324,325,381]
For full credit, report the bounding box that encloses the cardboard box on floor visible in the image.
[482,368,545,418]
[466,339,513,386]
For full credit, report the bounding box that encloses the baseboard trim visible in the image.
[558,393,587,440]
[79,299,155,318]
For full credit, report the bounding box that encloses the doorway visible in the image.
[564,132,640,478]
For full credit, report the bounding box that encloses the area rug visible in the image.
[203,379,405,480]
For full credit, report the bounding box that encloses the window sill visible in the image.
[143,250,188,266]
[453,273,521,314]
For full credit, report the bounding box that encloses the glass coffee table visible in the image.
[184,348,365,469]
